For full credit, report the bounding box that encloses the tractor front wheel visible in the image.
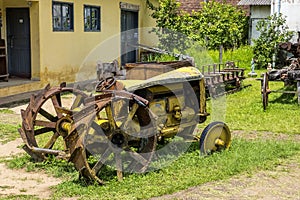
[199,121,231,155]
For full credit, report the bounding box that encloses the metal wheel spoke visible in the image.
[127,149,148,166]
[51,94,63,118]
[35,120,56,128]
[115,152,123,181]
[91,121,106,135]
[71,94,84,110]
[105,104,117,130]
[34,127,56,136]
[44,132,60,149]
[120,103,139,130]
[92,149,112,174]
[38,108,57,122]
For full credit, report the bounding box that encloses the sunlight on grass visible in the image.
[0,123,21,144]
[0,109,14,114]
[224,79,300,134]
[51,139,300,200]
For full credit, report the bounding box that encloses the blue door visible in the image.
[6,8,31,78]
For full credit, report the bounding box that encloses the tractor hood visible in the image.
[120,67,204,92]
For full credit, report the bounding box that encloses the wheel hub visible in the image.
[111,132,126,147]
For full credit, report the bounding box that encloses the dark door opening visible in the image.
[121,10,138,66]
[6,8,31,78]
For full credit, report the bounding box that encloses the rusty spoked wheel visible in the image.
[67,93,157,184]
[262,72,270,111]
[19,83,88,161]
[199,121,231,155]
[95,77,116,92]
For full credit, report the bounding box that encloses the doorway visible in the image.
[120,10,138,66]
[6,8,31,78]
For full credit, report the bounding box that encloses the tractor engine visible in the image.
[133,81,201,140]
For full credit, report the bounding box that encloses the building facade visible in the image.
[0,0,157,98]
[271,0,300,42]
[238,0,271,44]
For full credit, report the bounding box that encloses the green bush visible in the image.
[252,13,294,69]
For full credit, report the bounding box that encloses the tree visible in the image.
[193,1,247,50]
[252,13,294,69]
[146,0,193,53]
[147,0,248,51]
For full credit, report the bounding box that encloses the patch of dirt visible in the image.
[0,163,61,199]
[0,138,24,158]
[232,130,300,142]
[0,104,63,199]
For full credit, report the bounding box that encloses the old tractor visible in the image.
[19,63,231,184]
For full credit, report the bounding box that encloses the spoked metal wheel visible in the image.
[199,121,231,155]
[262,72,270,111]
[67,93,157,184]
[19,83,88,161]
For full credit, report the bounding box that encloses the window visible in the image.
[52,2,74,31]
[84,5,101,32]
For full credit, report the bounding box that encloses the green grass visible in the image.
[208,45,254,71]
[0,123,21,144]
[49,139,299,200]
[8,155,77,179]
[223,78,300,134]
[0,109,14,114]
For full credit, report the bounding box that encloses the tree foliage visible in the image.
[193,1,248,49]
[252,13,294,69]
[146,0,248,50]
[146,0,193,53]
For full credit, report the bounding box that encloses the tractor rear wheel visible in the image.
[19,83,88,161]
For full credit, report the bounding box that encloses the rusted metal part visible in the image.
[64,93,157,184]
[260,68,300,110]
[200,61,245,97]
[18,83,88,161]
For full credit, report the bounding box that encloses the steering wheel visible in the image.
[95,77,116,92]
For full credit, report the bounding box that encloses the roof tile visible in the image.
[237,0,271,5]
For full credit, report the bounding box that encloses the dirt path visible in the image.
[0,140,62,199]
[0,163,61,199]
[0,105,63,199]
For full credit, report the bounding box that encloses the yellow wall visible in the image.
[0,0,157,98]
[38,0,157,85]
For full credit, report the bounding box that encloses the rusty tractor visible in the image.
[19,64,231,184]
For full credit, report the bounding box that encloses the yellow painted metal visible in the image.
[124,67,203,92]
[200,122,231,154]
[146,83,183,94]
[167,95,185,112]
[215,138,225,146]
[61,122,71,133]
[160,126,182,137]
